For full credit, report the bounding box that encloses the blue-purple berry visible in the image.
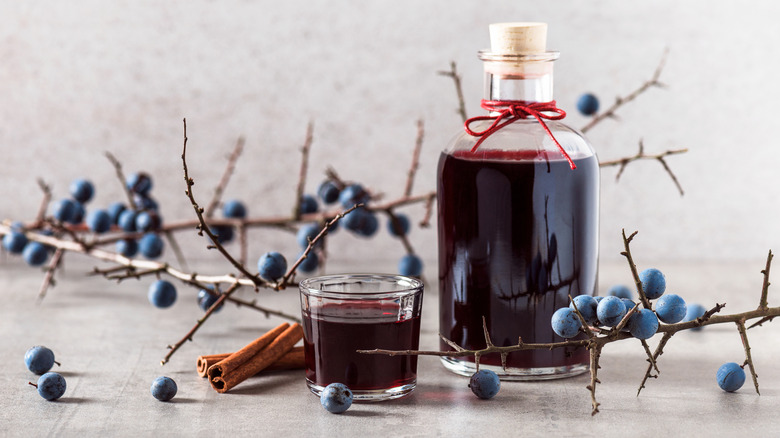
[317,180,341,205]
[222,200,247,219]
[151,376,177,401]
[551,307,582,338]
[339,184,369,208]
[116,239,138,257]
[86,209,112,233]
[597,296,626,327]
[683,303,707,331]
[387,214,410,237]
[655,294,687,324]
[257,252,287,282]
[148,280,177,308]
[25,346,56,375]
[577,93,600,116]
[3,231,28,254]
[198,289,223,313]
[639,268,666,299]
[118,210,138,232]
[23,242,49,266]
[52,199,77,223]
[139,233,164,259]
[127,172,153,195]
[298,251,319,274]
[628,308,659,339]
[299,194,319,214]
[296,223,321,248]
[107,202,127,224]
[320,383,352,414]
[69,179,94,204]
[608,284,633,299]
[34,372,66,401]
[398,254,423,277]
[469,369,500,400]
[716,362,746,392]
[570,295,598,325]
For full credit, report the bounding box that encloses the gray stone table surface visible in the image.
[1,256,779,437]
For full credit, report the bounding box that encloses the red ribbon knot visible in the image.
[464,100,576,169]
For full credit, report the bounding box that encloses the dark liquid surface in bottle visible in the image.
[303,303,421,390]
[437,149,598,369]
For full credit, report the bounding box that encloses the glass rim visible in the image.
[299,273,423,300]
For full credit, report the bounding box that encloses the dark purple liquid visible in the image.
[437,149,598,369]
[303,303,420,390]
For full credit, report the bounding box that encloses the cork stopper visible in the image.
[481,22,557,77]
[489,22,547,55]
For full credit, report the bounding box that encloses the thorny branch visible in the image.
[361,231,778,415]
[204,137,245,218]
[599,139,688,196]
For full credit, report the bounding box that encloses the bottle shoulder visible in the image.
[445,119,596,160]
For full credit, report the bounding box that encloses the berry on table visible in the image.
[148,280,177,308]
[23,242,49,266]
[320,383,353,413]
[628,308,659,340]
[3,231,28,254]
[25,346,57,375]
[569,295,598,324]
[138,233,164,259]
[716,362,746,392]
[257,251,287,282]
[607,284,633,299]
[596,296,626,327]
[31,372,66,401]
[151,376,177,401]
[387,213,411,237]
[655,294,687,324]
[52,199,77,223]
[222,200,247,219]
[639,268,666,299]
[317,180,341,205]
[469,369,500,399]
[576,93,600,116]
[398,254,423,277]
[551,307,582,338]
[299,194,319,214]
[69,179,94,204]
[116,239,138,257]
[86,209,112,233]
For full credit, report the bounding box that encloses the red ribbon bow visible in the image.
[464,100,576,169]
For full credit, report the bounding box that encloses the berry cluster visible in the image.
[25,346,66,401]
[551,268,706,341]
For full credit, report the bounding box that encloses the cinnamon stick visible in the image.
[209,323,303,393]
[207,322,289,381]
[196,347,305,378]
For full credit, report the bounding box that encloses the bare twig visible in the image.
[34,179,52,226]
[161,281,242,365]
[759,250,773,310]
[204,137,245,218]
[736,320,760,395]
[438,61,468,123]
[599,140,687,196]
[293,121,315,220]
[580,48,668,134]
[404,119,425,198]
[620,229,653,309]
[181,118,267,289]
[105,152,138,211]
[36,248,64,303]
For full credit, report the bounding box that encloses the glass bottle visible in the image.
[437,23,599,380]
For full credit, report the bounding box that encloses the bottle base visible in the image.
[439,356,589,381]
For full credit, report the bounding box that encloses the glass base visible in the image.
[306,379,416,402]
[439,356,589,381]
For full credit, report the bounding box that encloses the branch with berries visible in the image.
[359,230,776,415]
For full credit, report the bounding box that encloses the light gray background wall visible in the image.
[1,1,779,268]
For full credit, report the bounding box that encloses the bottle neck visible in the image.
[482,61,554,104]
